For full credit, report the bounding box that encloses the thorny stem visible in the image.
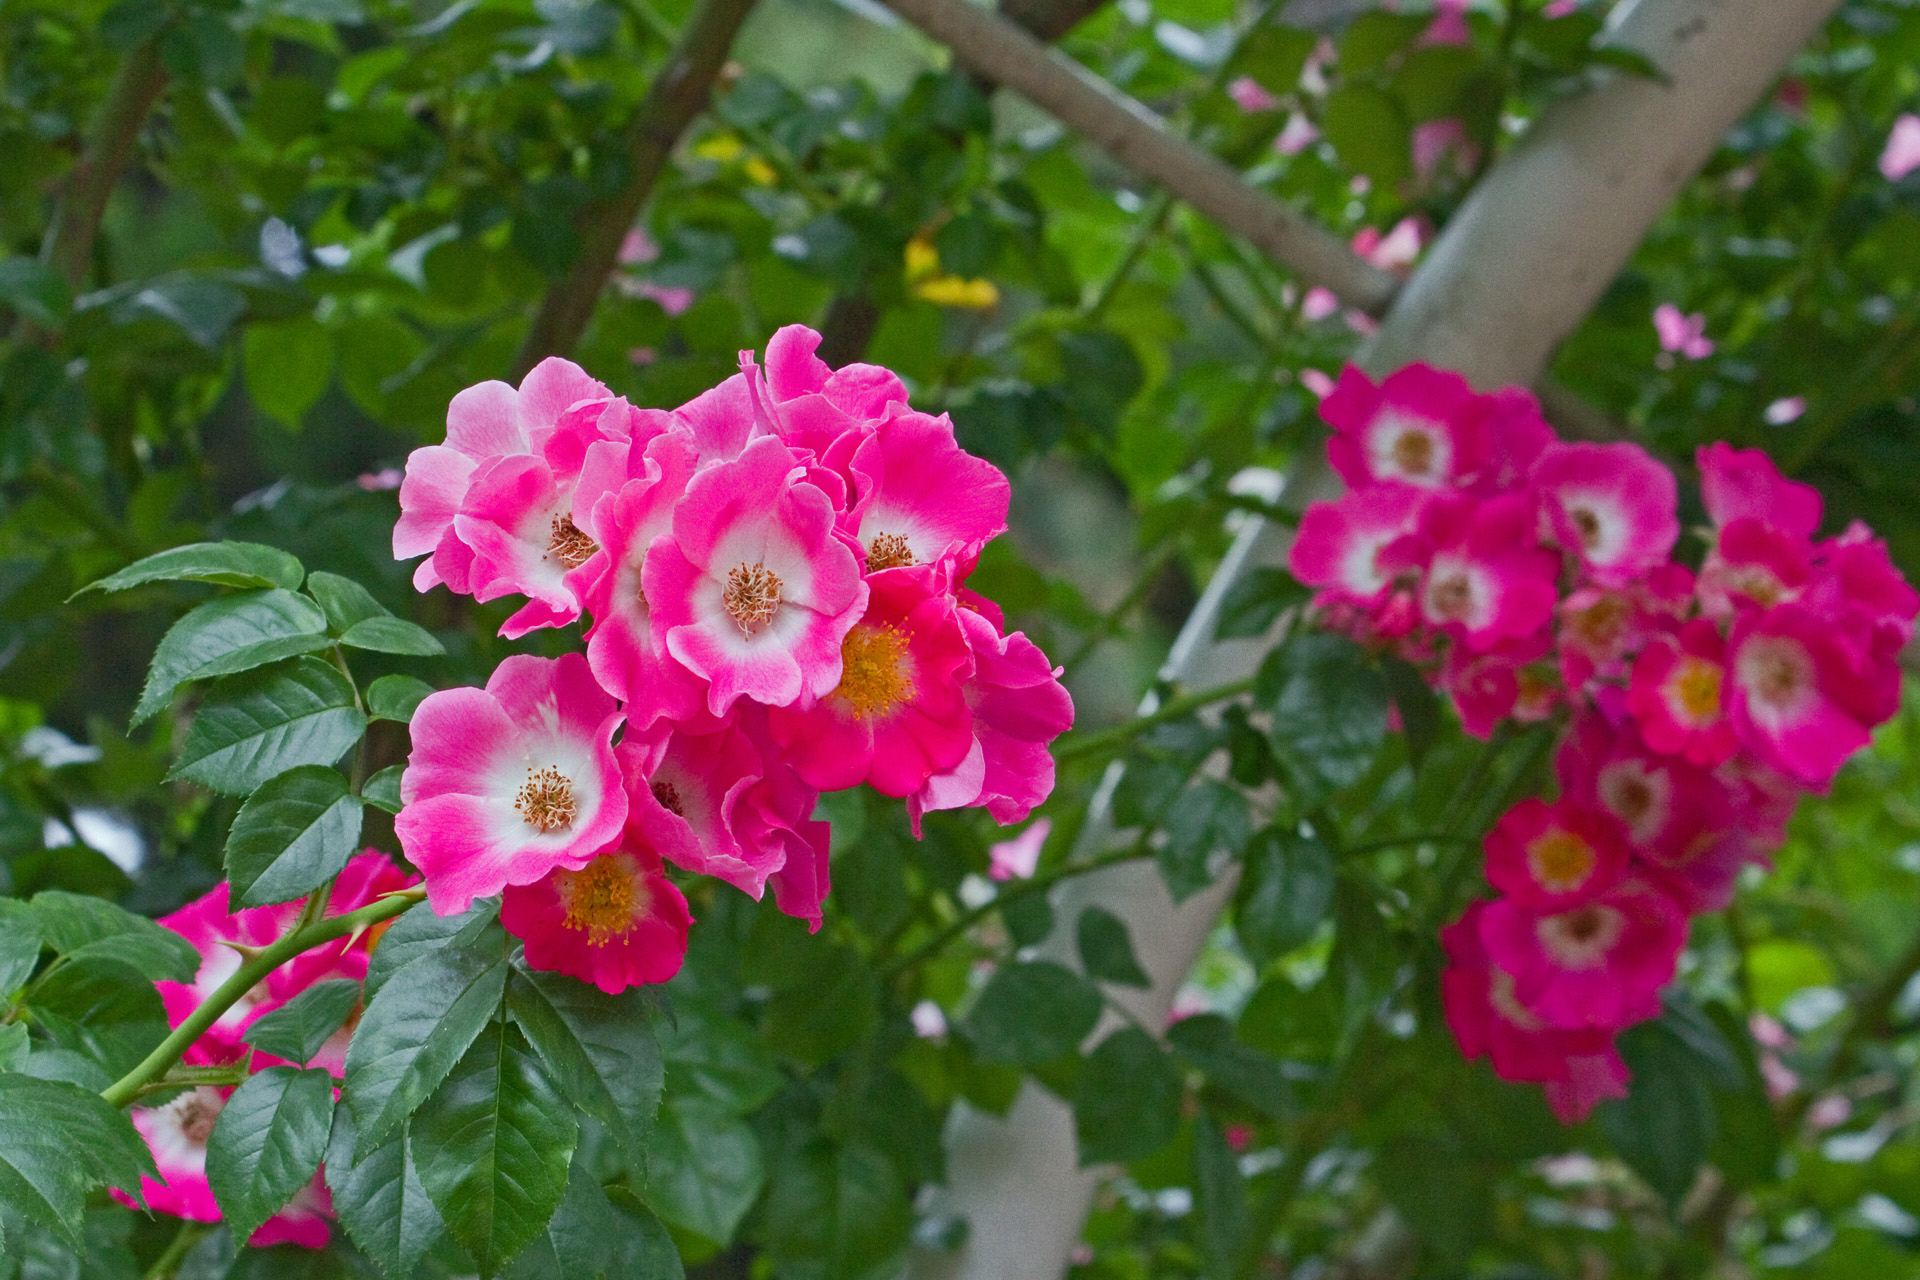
[1053,676,1256,764]
[41,41,169,292]
[880,846,1151,978]
[101,888,426,1109]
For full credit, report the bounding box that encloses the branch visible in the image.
[39,40,168,293]
[100,887,426,1109]
[509,0,759,377]
[879,0,1400,313]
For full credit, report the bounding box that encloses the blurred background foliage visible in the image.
[5,0,1920,1276]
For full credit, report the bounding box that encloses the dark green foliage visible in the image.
[224,765,363,906]
[206,1067,337,1244]
[963,961,1103,1067]
[244,979,363,1067]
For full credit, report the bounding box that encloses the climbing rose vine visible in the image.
[390,324,1073,990]
[1290,363,1918,1122]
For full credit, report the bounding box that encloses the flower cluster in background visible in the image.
[393,326,1073,994]
[115,854,417,1246]
[1289,362,1918,1122]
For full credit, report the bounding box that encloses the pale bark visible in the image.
[878,0,1401,311]
[906,2,1842,1278]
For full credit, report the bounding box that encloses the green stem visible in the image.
[102,888,426,1109]
[1339,832,1480,859]
[880,846,1150,979]
[142,1219,207,1280]
[1053,677,1256,765]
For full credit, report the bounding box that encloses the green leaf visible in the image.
[0,257,72,328]
[0,1075,155,1251]
[647,1092,765,1245]
[1158,781,1251,903]
[963,961,1102,1066]
[243,316,334,430]
[367,674,434,723]
[337,616,445,656]
[1072,1028,1183,1165]
[0,1022,27,1071]
[1321,84,1411,187]
[1234,828,1335,967]
[0,899,44,994]
[1212,567,1306,642]
[1380,656,1443,770]
[345,937,510,1146]
[1167,1015,1294,1120]
[303,571,388,634]
[411,1019,579,1275]
[1598,1019,1717,1207]
[1376,1136,1494,1261]
[225,766,364,907]
[168,657,367,796]
[205,1067,336,1244]
[30,892,198,984]
[763,1138,911,1276]
[761,943,879,1066]
[1076,906,1150,989]
[658,1006,783,1115]
[244,979,362,1067]
[362,765,405,815]
[362,901,497,1001]
[1194,1108,1248,1280]
[26,957,169,1077]
[73,541,304,597]
[1258,633,1390,808]
[505,1154,618,1279]
[326,1108,445,1280]
[507,967,664,1168]
[134,589,333,727]
[605,1187,686,1279]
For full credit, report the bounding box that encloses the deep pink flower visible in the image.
[1351,219,1426,275]
[908,604,1074,832]
[1288,483,1432,610]
[454,397,639,637]
[646,435,868,714]
[844,411,1010,576]
[1696,442,1822,538]
[1808,521,1920,645]
[1322,363,1487,489]
[1697,517,1813,619]
[1415,493,1560,651]
[769,565,975,795]
[1275,111,1320,155]
[1484,799,1630,909]
[1480,874,1687,1031]
[756,753,834,932]
[1440,904,1628,1124]
[1529,441,1679,586]
[500,845,692,993]
[1556,586,1651,691]
[1627,618,1738,766]
[394,359,613,592]
[397,654,627,915]
[1557,718,1752,913]
[1653,304,1713,359]
[1419,0,1471,46]
[1725,603,1896,788]
[124,1085,335,1244]
[1469,387,1555,496]
[763,323,909,427]
[1410,117,1479,182]
[619,714,783,901]
[1440,628,1553,739]
[1881,113,1920,182]
[567,433,707,727]
[1300,287,1341,322]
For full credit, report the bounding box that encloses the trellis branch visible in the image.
[39,40,168,293]
[879,0,1400,313]
[510,0,759,378]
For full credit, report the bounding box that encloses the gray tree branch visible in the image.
[879,0,1402,312]
[906,2,1843,1278]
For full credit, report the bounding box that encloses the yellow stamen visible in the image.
[556,856,642,946]
[1667,656,1723,723]
[1392,430,1434,477]
[833,623,914,720]
[546,517,598,570]
[1527,829,1598,893]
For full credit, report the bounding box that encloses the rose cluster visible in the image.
[114,854,417,1246]
[1290,363,1917,1122]
[392,326,1073,994]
